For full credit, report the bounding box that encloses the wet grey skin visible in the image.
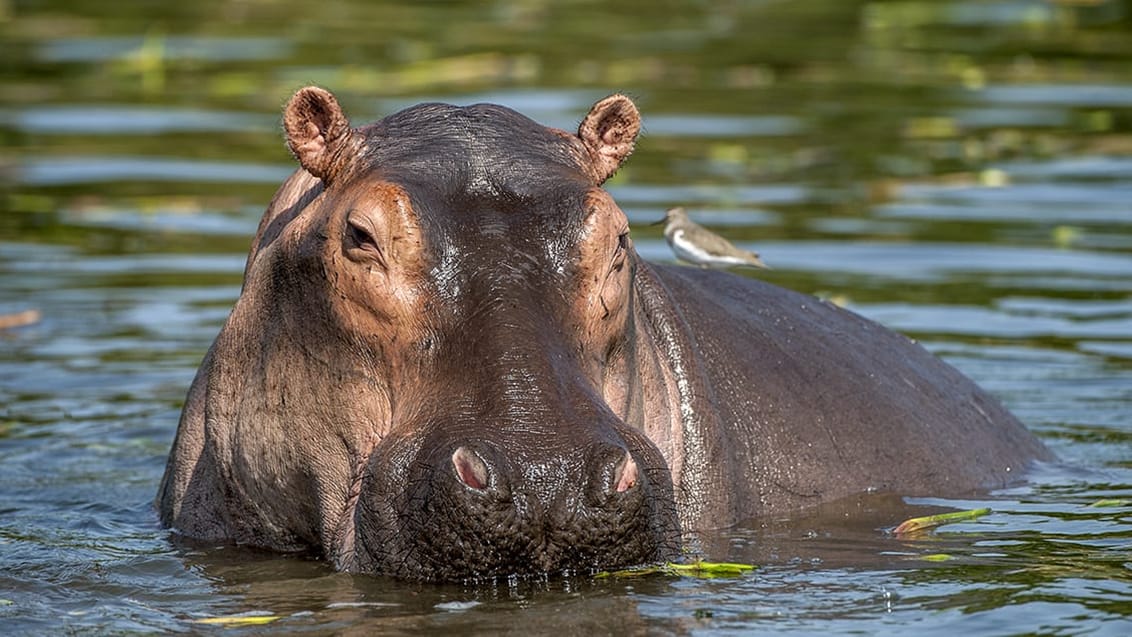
[157,87,1053,583]
[654,207,768,269]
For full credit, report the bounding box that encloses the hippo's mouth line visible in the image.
[330,448,374,570]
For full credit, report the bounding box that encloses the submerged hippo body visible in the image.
[157,88,1051,580]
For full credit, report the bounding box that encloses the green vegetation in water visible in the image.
[596,559,756,579]
[1052,225,1084,249]
[192,613,281,627]
[893,507,992,535]
[1087,499,1131,508]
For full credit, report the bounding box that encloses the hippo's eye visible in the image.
[345,212,386,266]
[612,231,630,268]
[349,221,376,250]
[617,231,630,253]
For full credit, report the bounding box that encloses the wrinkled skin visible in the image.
[157,87,1053,581]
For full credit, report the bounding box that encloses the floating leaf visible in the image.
[1088,499,1131,508]
[596,559,755,579]
[920,553,954,562]
[595,565,663,578]
[666,560,756,577]
[192,614,281,627]
[893,508,991,535]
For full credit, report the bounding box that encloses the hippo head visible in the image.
[220,87,680,580]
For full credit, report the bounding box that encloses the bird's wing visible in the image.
[685,222,751,256]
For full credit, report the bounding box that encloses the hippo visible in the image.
[157,87,1052,581]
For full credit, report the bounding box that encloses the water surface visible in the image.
[2,0,1130,634]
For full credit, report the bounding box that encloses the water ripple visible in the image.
[975,84,1132,107]
[3,106,274,135]
[17,157,294,186]
[36,35,291,63]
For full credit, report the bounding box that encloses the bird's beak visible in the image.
[649,217,666,226]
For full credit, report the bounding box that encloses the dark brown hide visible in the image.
[157,87,1052,581]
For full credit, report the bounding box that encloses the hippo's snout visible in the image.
[451,443,638,500]
[354,433,680,581]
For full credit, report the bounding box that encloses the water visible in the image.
[2,0,1130,633]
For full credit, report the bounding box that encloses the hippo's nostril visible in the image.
[590,447,641,500]
[614,452,638,493]
[452,446,489,490]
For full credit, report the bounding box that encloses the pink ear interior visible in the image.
[282,86,356,184]
[578,94,642,184]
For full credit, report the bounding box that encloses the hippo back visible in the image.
[639,263,1051,526]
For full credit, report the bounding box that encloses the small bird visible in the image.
[653,207,768,269]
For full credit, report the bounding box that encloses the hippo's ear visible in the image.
[283,86,361,185]
[578,94,641,184]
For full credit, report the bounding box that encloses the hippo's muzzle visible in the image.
[352,423,680,581]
